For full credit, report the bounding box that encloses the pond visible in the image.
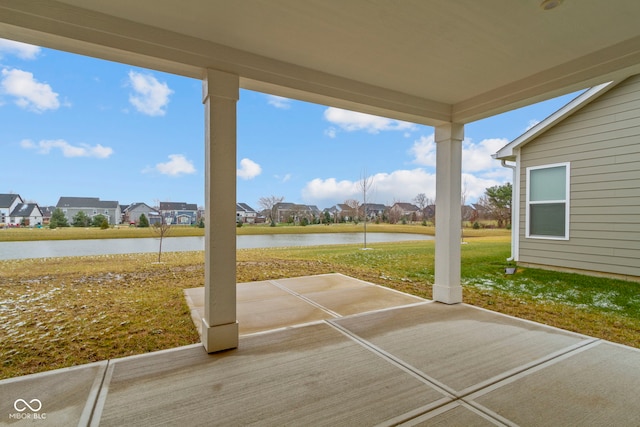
[0,233,434,260]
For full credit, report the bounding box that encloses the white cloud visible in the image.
[275,173,292,183]
[288,133,507,206]
[461,137,507,172]
[302,169,437,206]
[409,135,437,167]
[324,107,417,134]
[461,173,504,203]
[0,39,41,60]
[237,158,262,180]
[409,134,506,173]
[127,71,173,116]
[1,68,60,112]
[525,119,540,132]
[301,167,508,207]
[20,139,113,158]
[153,154,196,176]
[266,95,292,109]
[324,127,337,139]
[302,177,359,203]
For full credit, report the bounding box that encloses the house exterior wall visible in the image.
[0,195,22,225]
[236,211,257,223]
[62,206,121,225]
[126,205,160,225]
[10,212,43,226]
[8,204,43,226]
[518,75,640,279]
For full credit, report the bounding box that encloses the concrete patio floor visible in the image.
[1,273,639,426]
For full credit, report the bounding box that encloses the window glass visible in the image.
[527,163,569,239]
[530,203,565,236]
[530,166,565,201]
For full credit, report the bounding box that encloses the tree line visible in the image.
[258,182,513,228]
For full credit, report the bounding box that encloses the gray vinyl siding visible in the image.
[519,75,640,278]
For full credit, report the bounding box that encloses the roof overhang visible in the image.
[493,80,619,160]
[1,1,640,126]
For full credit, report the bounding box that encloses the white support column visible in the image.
[433,123,464,304]
[201,69,239,352]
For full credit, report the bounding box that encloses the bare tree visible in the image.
[387,199,401,224]
[152,202,172,263]
[461,180,471,242]
[483,183,512,228]
[413,193,428,212]
[258,195,284,226]
[413,193,433,223]
[344,199,360,223]
[358,171,375,248]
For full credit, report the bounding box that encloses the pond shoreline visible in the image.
[0,223,445,242]
[0,233,435,260]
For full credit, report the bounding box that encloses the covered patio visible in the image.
[2,274,639,425]
[1,1,640,424]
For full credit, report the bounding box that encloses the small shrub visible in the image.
[92,214,107,227]
[138,214,149,228]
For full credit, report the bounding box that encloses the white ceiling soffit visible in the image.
[1,0,640,126]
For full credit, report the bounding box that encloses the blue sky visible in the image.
[1,38,581,211]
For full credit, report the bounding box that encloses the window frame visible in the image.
[525,162,570,240]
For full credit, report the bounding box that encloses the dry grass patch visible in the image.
[0,253,203,379]
[2,236,639,380]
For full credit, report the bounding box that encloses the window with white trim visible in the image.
[526,162,570,240]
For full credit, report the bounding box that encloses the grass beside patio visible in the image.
[1,235,638,379]
[0,222,509,241]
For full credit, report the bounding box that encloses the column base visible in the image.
[432,283,463,304]
[201,319,239,353]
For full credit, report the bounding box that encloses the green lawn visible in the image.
[1,234,638,380]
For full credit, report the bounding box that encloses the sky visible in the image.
[0,38,582,211]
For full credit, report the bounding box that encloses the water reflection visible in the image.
[0,233,434,260]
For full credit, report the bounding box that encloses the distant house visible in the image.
[307,205,321,220]
[360,203,387,220]
[325,203,356,222]
[7,203,43,226]
[423,204,436,224]
[461,205,478,224]
[236,203,258,224]
[389,202,421,223]
[0,193,23,225]
[123,202,161,225]
[322,206,338,222]
[274,202,320,224]
[159,202,198,225]
[56,197,122,225]
[39,206,55,226]
[494,75,640,281]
